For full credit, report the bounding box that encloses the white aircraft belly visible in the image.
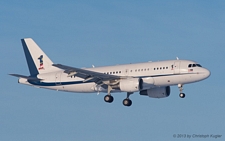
[63,83,96,93]
[153,74,195,86]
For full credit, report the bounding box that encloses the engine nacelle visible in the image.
[119,78,142,92]
[139,86,170,98]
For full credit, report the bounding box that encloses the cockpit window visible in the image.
[188,64,192,68]
[188,64,202,68]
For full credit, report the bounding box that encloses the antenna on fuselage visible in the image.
[176,57,179,60]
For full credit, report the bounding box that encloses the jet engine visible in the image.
[117,78,143,92]
[139,86,170,98]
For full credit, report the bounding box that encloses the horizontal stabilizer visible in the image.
[9,74,42,81]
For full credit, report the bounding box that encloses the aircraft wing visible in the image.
[53,64,121,84]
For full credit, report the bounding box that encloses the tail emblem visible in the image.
[38,55,44,70]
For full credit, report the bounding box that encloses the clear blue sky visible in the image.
[1,0,224,140]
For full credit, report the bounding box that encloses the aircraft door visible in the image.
[173,61,180,74]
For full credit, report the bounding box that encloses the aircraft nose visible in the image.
[204,68,211,79]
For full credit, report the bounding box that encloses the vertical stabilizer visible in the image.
[21,38,58,75]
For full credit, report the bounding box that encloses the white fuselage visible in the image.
[19,60,210,94]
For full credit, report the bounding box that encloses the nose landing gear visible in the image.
[178,84,185,98]
[179,93,185,98]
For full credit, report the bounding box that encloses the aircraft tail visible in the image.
[21,38,59,75]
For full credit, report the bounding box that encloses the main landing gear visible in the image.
[123,92,133,107]
[178,84,185,98]
[104,92,133,107]
[104,95,114,103]
[104,85,133,106]
[104,85,114,103]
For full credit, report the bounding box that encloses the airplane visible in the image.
[10,38,211,106]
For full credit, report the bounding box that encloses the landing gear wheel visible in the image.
[104,95,114,103]
[123,99,132,106]
[178,84,185,98]
[179,93,185,98]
